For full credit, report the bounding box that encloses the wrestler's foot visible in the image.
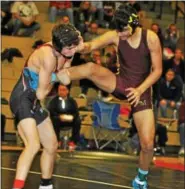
[39,184,53,189]
[56,69,71,85]
[132,179,148,189]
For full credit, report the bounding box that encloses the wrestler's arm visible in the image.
[36,52,56,100]
[137,30,162,94]
[76,30,118,54]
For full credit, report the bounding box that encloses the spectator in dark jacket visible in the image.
[163,23,180,52]
[158,69,182,118]
[163,48,184,84]
[48,84,81,148]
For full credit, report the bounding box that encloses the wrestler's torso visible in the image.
[116,28,151,87]
[26,42,71,74]
[22,42,73,90]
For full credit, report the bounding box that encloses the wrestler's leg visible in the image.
[57,63,117,93]
[133,109,155,170]
[132,109,155,187]
[13,118,40,188]
[37,117,58,179]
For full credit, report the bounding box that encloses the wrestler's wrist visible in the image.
[56,69,71,85]
[36,90,46,101]
[137,87,144,95]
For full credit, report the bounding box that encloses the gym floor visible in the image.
[1,150,184,189]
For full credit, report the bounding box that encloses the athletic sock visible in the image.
[137,168,148,181]
[13,179,25,189]
[40,178,52,186]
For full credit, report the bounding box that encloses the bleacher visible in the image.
[1,1,184,147]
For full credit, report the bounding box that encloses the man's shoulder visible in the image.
[159,77,166,84]
[68,96,76,102]
[49,96,60,106]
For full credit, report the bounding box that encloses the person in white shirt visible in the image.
[11,1,40,36]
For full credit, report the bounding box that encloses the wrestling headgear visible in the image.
[52,24,80,53]
[113,4,140,34]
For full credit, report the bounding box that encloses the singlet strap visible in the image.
[142,29,150,52]
[24,43,54,67]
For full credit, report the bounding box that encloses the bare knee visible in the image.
[86,62,98,77]
[43,140,58,154]
[141,140,154,153]
[25,142,41,156]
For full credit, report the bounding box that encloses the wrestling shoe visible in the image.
[132,178,148,189]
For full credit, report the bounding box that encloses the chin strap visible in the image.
[60,53,73,59]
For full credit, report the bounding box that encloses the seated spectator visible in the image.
[163,48,184,85]
[58,15,70,25]
[127,1,143,18]
[178,97,185,156]
[84,22,99,42]
[163,23,180,52]
[10,1,40,37]
[127,1,141,12]
[158,69,182,118]
[102,2,115,29]
[154,124,168,155]
[121,114,140,156]
[72,2,81,8]
[103,45,118,74]
[48,84,81,149]
[151,23,164,49]
[91,1,104,25]
[48,1,74,24]
[74,1,95,35]
[150,1,164,19]
[1,1,14,35]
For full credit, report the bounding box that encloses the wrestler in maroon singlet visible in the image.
[113,29,152,113]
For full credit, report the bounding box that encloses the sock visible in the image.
[13,179,25,188]
[40,178,52,186]
[137,168,148,181]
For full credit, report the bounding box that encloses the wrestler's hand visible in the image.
[56,69,71,85]
[125,88,142,107]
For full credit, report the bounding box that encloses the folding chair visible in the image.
[92,100,130,151]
